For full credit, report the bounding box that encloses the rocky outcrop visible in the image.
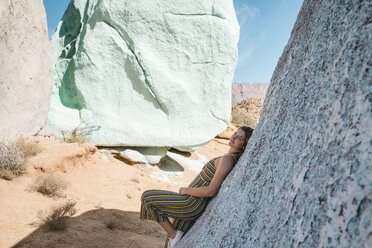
[231,98,263,128]
[231,82,269,106]
[218,98,263,139]
[0,0,53,140]
[177,0,371,247]
[48,0,239,149]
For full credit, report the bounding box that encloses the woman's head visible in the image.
[238,126,254,150]
[229,126,254,157]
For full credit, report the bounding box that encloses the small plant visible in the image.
[31,174,67,197]
[0,136,41,180]
[13,135,41,158]
[0,141,26,180]
[104,218,117,230]
[38,200,77,231]
[61,123,100,143]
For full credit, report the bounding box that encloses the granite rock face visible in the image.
[48,0,239,148]
[231,82,269,106]
[0,0,53,140]
[177,0,371,247]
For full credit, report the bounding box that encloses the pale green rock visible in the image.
[119,149,147,164]
[134,147,169,165]
[158,156,185,172]
[166,151,205,172]
[48,0,239,148]
[112,146,168,165]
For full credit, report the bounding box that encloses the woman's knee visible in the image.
[141,191,149,204]
[141,189,156,204]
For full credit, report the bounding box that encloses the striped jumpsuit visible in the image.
[140,156,223,233]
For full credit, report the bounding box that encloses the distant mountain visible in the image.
[231,82,269,106]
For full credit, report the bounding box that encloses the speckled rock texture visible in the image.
[177,0,371,247]
[0,0,53,140]
[48,0,239,148]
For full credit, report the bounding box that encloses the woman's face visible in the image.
[228,129,246,150]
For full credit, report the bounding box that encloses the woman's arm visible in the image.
[179,155,236,197]
[179,186,212,197]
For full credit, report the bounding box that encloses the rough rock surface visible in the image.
[178,0,371,247]
[116,149,148,165]
[48,0,239,148]
[231,82,269,106]
[0,0,52,140]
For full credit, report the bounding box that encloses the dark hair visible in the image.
[236,126,254,159]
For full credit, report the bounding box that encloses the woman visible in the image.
[140,126,254,248]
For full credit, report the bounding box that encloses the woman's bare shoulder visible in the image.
[222,153,238,161]
[215,154,237,168]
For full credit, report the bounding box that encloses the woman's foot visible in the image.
[167,230,184,248]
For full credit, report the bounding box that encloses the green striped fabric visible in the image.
[140,156,220,233]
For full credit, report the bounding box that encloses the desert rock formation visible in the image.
[48,0,239,149]
[231,82,269,106]
[0,0,52,141]
[231,98,263,128]
[178,0,371,247]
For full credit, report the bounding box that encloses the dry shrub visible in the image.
[0,168,16,180]
[62,127,84,143]
[0,136,41,180]
[62,124,100,143]
[0,141,26,180]
[38,200,77,231]
[13,135,41,158]
[31,174,67,197]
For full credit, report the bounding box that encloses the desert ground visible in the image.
[0,135,231,248]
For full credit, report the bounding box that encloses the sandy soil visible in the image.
[0,136,230,248]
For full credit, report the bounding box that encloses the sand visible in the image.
[0,136,229,248]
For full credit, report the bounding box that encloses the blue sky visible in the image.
[232,0,303,83]
[43,0,303,83]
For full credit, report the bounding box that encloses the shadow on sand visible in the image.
[13,208,167,248]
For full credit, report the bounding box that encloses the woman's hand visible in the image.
[179,187,189,195]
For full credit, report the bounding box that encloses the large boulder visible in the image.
[48,0,239,148]
[0,0,53,140]
[178,0,371,247]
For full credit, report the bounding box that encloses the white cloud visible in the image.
[234,3,264,65]
[236,4,260,26]
[237,30,266,65]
